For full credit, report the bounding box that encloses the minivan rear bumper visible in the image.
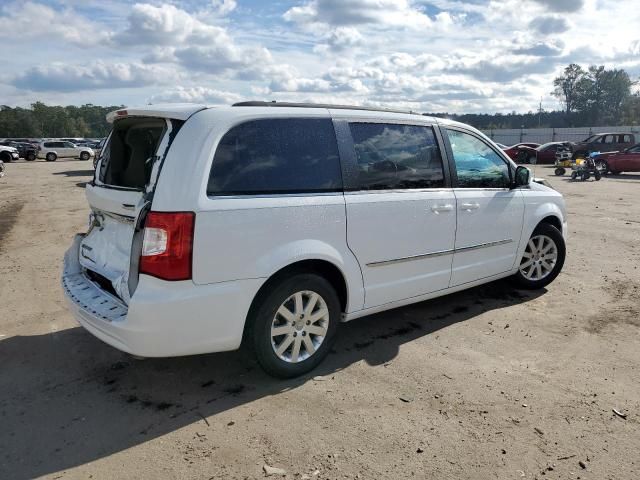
[62,234,263,357]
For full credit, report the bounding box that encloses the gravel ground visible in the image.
[1,159,639,480]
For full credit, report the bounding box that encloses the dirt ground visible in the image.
[1,159,639,480]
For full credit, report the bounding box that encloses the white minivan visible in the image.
[62,102,567,377]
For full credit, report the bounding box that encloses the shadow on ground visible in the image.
[0,280,543,479]
[51,169,94,177]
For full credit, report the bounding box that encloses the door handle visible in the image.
[431,204,454,214]
[460,202,480,211]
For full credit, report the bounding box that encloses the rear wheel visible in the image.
[0,152,11,163]
[554,167,565,176]
[513,223,565,289]
[46,152,57,162]
[26,152,36,161]
[248,273,340,378]
[80,151,90,161]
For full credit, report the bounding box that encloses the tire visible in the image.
[581,172,589,181]
[80,151,90,161]
[517,151,528,164]
[570,171,577,180]
[554,167,565,176]
[594,170,602,181]
[595,159,608,174]
[513,223,565,289]
[46,152,57,162]
[248,273,340,378]
[0,152,11,163]
[26,152,36,161]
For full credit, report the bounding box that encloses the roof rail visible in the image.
[232,101,422,116]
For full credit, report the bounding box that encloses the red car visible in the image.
[515,142,570,164]
[598,144,640,174]
[501,143,540,161]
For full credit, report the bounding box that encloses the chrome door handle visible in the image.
[460,202,480,211]
[431,204,454,214]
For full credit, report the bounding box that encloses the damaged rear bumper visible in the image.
[62,234,264,357]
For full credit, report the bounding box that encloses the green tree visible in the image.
[552,63,585,116]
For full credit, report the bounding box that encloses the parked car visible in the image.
[62,102,567,378]
[0,144,20,163]
[37,140,94,162]
[0,141,37,161]
[596,144,640,174]
[515,142,568,164]
[501,143,541,162]
[568,133,636,159]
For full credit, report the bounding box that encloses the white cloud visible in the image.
[283,0,434,29]
[12,62,166,92]
[148,86,242,104]
[0,1,109,46]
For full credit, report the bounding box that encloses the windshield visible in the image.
[581,135,597,143]
[536,142,557,151]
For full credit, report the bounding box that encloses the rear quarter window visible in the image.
[208,118,342,195]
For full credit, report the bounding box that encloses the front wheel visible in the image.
[80,151,90,161]
[554,167,566,176]
[45,152,57,162]
[595,159,608,174]
[248,273,340,378]
[513,223,565,289]
[26,152,36,161]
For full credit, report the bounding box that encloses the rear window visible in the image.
[98,118,167,189]
[207,118,342,196]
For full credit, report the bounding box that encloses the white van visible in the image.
[62,102,567,377]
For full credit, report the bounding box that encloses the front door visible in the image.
[444,128,525,287]
[340,121,456,309]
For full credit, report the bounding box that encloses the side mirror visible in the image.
[513,165,530,188]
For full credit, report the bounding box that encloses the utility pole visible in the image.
[538,98,543,128]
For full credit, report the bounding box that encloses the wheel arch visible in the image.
[241,259,350,346]
[536,214,562,233]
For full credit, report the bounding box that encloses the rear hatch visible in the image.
[79,115,183,303]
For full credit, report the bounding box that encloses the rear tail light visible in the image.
[140,211,195,281]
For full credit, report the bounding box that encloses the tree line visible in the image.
[0,64,638,138]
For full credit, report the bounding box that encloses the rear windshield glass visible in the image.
[98,118,167,189]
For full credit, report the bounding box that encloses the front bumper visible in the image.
[62,234,264,357]
[10,152,19,160]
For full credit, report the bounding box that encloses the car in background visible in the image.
[569,133,635,158]
[0,141,37,161]
[513,142,565,164]
[596,144,640,175]
[37,140,94,162]
[501,143,541,162]
[0,144,20,163]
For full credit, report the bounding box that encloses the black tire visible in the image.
[80,151,90,161]
[46,152,57,162]
[513,223,565,290]
[581,172,589,181]
[595,159,608,174]
[554,167,565,176]
[594,170,602,181]
[517,150,528,163]
[570,171,577,180]
[248,273,340,378]
[26,152,36,161]
[0,152,11,163]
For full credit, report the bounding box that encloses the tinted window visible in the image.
[208,118,341,195]
[44,142,55,148]
[603,135,615,144]
[348,123,445,190]
[447,129,510,188]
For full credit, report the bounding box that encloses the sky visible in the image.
[0,0,639,114]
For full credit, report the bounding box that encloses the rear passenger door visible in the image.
[443,128,524,287]
[336,120,456,309]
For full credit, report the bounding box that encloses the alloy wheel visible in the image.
[519,235,558,281]
[270,290,329,363]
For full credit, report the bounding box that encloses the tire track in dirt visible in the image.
[587,279,640,332]
[0,201,24,248]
